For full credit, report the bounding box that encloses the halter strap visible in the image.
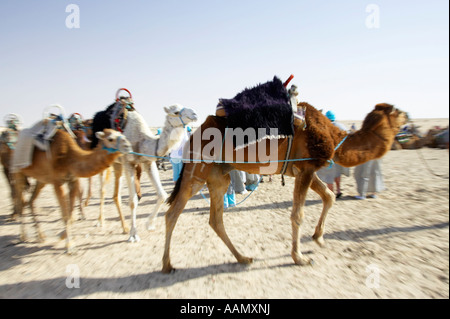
[102,135,122,154]
[178,108,186,128]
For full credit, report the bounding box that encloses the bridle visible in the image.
[102,135,123,154]
[168,107,188,128]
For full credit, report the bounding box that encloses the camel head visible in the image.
[95,129,132,154]
[164,104,198,128]
[375,103,408,130]
[362,103,408,132]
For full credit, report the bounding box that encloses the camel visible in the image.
[67,113,95,218]
[1,128,18,210]
[0,114,30,219]
[161,102,408,273]
[12,128,132,252]
[92,99,198,242]
[391,124,449,150]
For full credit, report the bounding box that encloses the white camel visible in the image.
[97,103,198,242]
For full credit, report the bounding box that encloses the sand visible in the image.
[0,119,448,299]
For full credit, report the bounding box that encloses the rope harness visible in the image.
[127,134,348,165]
[102,135,123,154]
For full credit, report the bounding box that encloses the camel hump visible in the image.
[375,103,395,113]
[217,77,294,149]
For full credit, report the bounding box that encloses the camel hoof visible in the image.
[66,245,77,255]
[59,231,68,240]
[122,227,130,234]
[162,265,175,274]
[292,253,313,266]
[146,221,156,231]
[37,233,46,243]
[128,234,141,243]
[313,235,325,248]
[238,256,254,265]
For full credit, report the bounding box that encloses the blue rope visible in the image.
[334,134,348,151]
[126,135,348,165]
[128,151,318,164]
[102,136,122,154]
[196,134,348,208]
[327,134,349,168]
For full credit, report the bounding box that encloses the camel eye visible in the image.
[173,112,180,115]
[108,138,114,142]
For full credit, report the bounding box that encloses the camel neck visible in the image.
[334,126,395,167]
[68,144,121,178]
[156,120,186,157]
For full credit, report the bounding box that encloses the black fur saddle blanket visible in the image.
[218,76,294,150]
[91,100,135,148]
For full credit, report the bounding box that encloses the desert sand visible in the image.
[0,119,448,299]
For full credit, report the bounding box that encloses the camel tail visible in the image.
[166,164,185,206]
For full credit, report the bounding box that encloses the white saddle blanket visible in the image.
[10,119,67,173]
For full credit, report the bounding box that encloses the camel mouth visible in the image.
[121,144,133,154]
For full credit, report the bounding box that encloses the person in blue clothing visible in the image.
[317,110,350,198]
[169,125,192,183]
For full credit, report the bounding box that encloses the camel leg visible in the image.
[53,182,74,253]
[135,164,142,200]
[310,173,335,247]
[112,162,129,234]
[207,165,253,265]
[162,162,211,273]
[162,192,192,273]
[97,170,106,227]
[123,161,140,242]
[28,181,46,242]
[83,177,92,207]
[13,172,27,242]
[4,165,16,219]
[77,180,85,220]
[69,178,85,221]
[146,161,168,231]
[291,168,314,266]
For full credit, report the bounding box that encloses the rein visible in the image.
[127,134,348,165]
[178,108,186,128]
[102,135,123,154]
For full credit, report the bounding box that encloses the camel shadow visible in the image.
[2,221,447,298]
[322,221,449,242]
[0,249,313,298]
[0,235,54,272]
[0,261,267,298]
[299,221,449,243]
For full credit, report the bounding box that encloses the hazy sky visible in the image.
[0,0,448,127]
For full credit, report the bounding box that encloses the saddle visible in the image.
[216,76,305,185]
[218,76,295,150]
[91,92,136,149]
[0,130,19,150]
[11,115,76,173]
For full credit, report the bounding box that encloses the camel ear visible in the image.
[95,131,106,140]
[164,106,171,114]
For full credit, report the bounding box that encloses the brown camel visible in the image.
[12,128,132,252]
[161,102,408,273]
[1,130,17,205]
[70,118,94,216]
[1,125,31,219]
